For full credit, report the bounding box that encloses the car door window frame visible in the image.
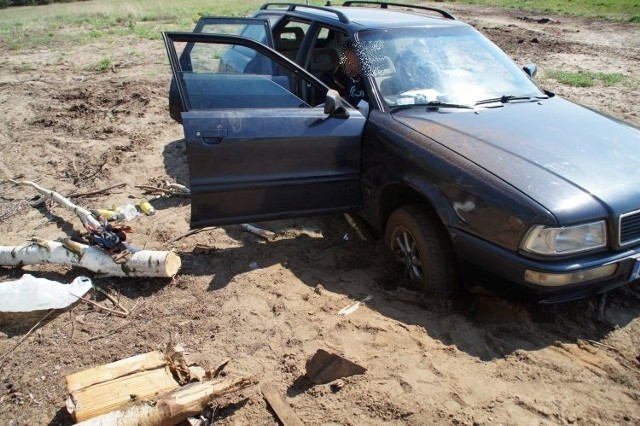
[163,31,336,112]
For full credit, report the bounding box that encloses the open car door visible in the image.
[169,17,274,123]
[163,31,366,228]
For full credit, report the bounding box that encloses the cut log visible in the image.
[0,239,181,278]
[68,367,179,422]
[75,376,256,426]
[66,351,168,392]
[66,351,180,422]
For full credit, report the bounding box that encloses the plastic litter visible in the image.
[338,295,373,316]
[113,203,140,220]
[0,274,92,312]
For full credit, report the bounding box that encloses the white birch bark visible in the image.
[0,239,181,278]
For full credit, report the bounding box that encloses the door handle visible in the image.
[197,129,227,145]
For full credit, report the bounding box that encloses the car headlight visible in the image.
[522,221,607,255]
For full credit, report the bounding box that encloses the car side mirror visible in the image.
[324,89,350,119]
[523,64,538,78]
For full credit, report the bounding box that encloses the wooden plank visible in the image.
[260,383,304,426]
[69,366,179,422]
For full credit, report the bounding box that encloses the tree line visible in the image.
[1,0,87,8]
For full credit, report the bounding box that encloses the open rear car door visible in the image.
[163,29,366,227]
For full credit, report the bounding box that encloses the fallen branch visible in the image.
[165,181,190,193]
[135,185,190,197]
[76,376,256,426]
[168,227,215,244]
[239,223,275,240]
[0,239,181,278]
[10,179,103,231]
[94,286,129,316]
[75,295,129,318]
[68,182,127,199]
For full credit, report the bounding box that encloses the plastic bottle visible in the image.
[113,203,139,220]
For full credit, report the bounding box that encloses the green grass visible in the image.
[0,0,637,51]
[95,56,111,72]
[0,0,268,50]
[545,70,638,88]
[447,0,640,21]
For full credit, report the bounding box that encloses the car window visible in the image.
[357,26,545,107]
[171,38,328,110]
[193,18,271,43]
[188,18,273,71]
[306,26,344,77]
[273,20,310,60]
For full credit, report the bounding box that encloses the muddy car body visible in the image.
[164,1,640,302]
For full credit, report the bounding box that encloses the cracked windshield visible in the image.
[356,26,545,107]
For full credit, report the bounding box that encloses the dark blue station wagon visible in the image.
[164,1,640,303]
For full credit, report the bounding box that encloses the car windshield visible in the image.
[355,26,545,108]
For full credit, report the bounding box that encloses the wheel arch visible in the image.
[377,179,456,237]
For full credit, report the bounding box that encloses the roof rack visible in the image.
[338,1,455,20]
[260,3,350,23]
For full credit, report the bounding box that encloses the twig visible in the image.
[75,294,128,318]
[67,182,127,198]
[80,155,109,182]
[84,300,142,343]
[136,184,169,193]
[135,185,190,197]
[85,323,127,342]
[69,309,75,343]
[0,309,58,370]
[95,286,129,316]
[169,227,216,243]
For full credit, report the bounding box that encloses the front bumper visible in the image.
[452,228,640,303]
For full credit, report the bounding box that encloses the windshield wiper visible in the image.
[425,101,475,110]
[391,101,475,112]
[475,94,548,105]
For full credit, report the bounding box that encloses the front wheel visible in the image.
[384,205,456,296]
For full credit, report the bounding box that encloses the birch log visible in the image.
[0,239,181,278]
[76,376,255,426]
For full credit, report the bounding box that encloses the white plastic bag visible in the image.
[0,274,92,312]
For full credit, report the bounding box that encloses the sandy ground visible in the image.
[0,3,639,425]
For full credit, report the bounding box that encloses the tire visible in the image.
[384,205,456,296]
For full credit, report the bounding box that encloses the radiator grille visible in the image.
[620,210,640,246]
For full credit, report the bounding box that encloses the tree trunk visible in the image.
[0,239,180,278]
